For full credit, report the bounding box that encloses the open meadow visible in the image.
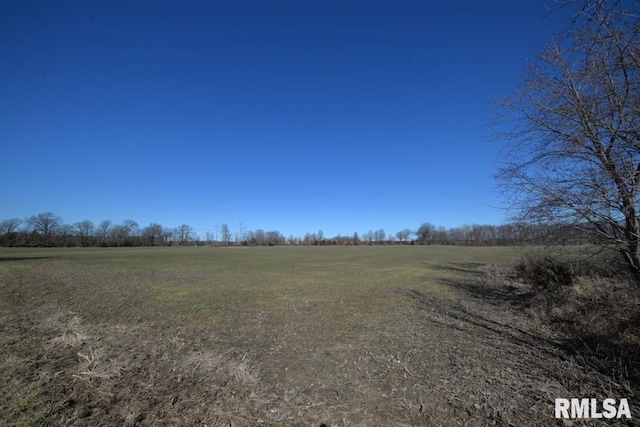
[0,245,637,426]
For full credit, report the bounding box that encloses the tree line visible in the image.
[0,211,590,248]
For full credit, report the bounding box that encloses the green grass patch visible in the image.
[1,245,519,324]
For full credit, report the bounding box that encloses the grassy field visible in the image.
[0,245,636,426]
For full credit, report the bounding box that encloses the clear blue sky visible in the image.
[1,1,562,239]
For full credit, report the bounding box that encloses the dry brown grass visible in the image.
[1,246,639,426]
[525,275,640,394]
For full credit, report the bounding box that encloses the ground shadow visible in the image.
[405,288,561,360]
[425,264,640,404]
[556,312,640,390]
[0,256,57,262]
[440,276,537,311]
[426,262,487,274]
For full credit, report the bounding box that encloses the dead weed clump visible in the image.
[515,255,575,290]
[525,275,640,391]
[514,250,627,289]
[505,252,640,408]
[41,318,289,427]
[48,313,88,348]
[429,262,640,425]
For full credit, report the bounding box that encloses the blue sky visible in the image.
[1,1,562,239]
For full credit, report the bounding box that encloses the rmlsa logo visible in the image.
[555,398,631,419]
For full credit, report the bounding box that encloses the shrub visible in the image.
[515,255,575,290]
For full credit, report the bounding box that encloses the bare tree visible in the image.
[396,228,413,243]
[96,220,112,246]
[303,232,314,245]
[162,229,174,245]
[122,219,139,241]
[0,218,22,235]
[26,212,62,246]
[266,230,284,245]
[59,224,75,246]
[251,229,266,245]
[497,0,640,279]
[204,231,215,245]
[174,224,195,245]
[220,223,231,245]
[236,222,247,243]
[142,223,165,246]
[74,220,94,246]
[107,220,138,246]
[416,223,436,244]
